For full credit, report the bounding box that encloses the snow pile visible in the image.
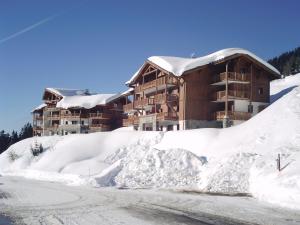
[127,48,280,84]
[1,74,300,210]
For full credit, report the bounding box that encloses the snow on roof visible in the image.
[32,103,47,112]
[126,48,281,85]
[56,93,121,109]
[121,88,134,96]
[45,88,90,97]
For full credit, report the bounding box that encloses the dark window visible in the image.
[72,121,77,125]
[81,120,84,125]
[258,88,263,95]
[248,104,253,113]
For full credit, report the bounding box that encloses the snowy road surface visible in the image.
[0,176,300,225]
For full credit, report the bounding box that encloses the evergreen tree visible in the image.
[268,47,300,76]
[0,130,10,154]
[9,130,19,146]
[19,123,33,140]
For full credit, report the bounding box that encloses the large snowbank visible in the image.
[1,74,300,210]
[127,48,280,84]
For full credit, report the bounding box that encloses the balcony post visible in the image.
[223,62,230,128]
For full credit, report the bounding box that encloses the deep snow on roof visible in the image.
[126,48,281,85]
[46,88,90,97]
[55,93,121,109]
[42,88,122,109]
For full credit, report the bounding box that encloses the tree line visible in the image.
[268,46,300,76]
[0,123,33,154]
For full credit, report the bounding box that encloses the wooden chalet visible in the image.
[122,48,281,131]
[32,88,126,136]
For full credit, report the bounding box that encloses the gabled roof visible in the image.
[32,103,47,113]
[126,48,281,85]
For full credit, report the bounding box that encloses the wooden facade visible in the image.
[33,89,126,136]
[123,54,279,131]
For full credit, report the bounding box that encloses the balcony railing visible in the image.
[123,116,139,126]
[134,76,178,93]
[60,113,82,118]
[123,103,134,112]
[89,113,111,119]
[47,114,60,120]
[213,72,250,84]
[89,124,111,130]
[156,112,178,121]
[215,111,251,121]
[215,90,249,101]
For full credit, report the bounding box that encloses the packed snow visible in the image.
[126,48,280,84]
[1,74,300,211]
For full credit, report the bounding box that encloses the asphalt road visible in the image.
[0,176,299,225]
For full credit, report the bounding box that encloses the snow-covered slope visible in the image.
[1,74,300,210]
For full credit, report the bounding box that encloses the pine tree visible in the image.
[19,123,33,140]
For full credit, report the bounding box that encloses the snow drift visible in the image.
[1,74,300,210]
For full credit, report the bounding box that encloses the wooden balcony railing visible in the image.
[46,124,59,130]
[153,93,178,104]
[89,124,111,130]
[61,113,81,118]
[123,116,139,126]
[134,98,149,109]
[33,126,43,130]
[134,76,178,93]
[47,114,60,120]
[215,111,251,121]
[123,103,134,112]
[215,90,249,101]
[213,72,250,84]
[156,112,178,121]
[89,113,111,119]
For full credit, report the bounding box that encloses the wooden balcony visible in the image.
[47,114,60,120]
[156,112,178,121]
[134,98,149,109]
[134,76,178,93]
[215,111,251,121]
[123,116,139,126]
[123,103,134,113]
[60,113,81,119]
[153,93,178,104]
[212,72,250,85]
[89,113,111,119]
[214,90,249,101]
[33,126,43,130]
[89,124,111,131]
[46,124,59,130]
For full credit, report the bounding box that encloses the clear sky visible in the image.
[0,0,299,132]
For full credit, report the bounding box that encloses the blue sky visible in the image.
[0,0,299,132]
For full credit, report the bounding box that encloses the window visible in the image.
[248,104,253,113]
[81,120,84,125]
[65,121,68,125]
[258,88,263,95]
[71,131,76,134]
[72,121,77,125]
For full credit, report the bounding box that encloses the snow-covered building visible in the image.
[123,48,281,131]
[32,88,126,136]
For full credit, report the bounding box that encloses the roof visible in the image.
[32,103,47,112]
[126,48,281,85]
[56,93,121,109]
[45,88,90,97]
